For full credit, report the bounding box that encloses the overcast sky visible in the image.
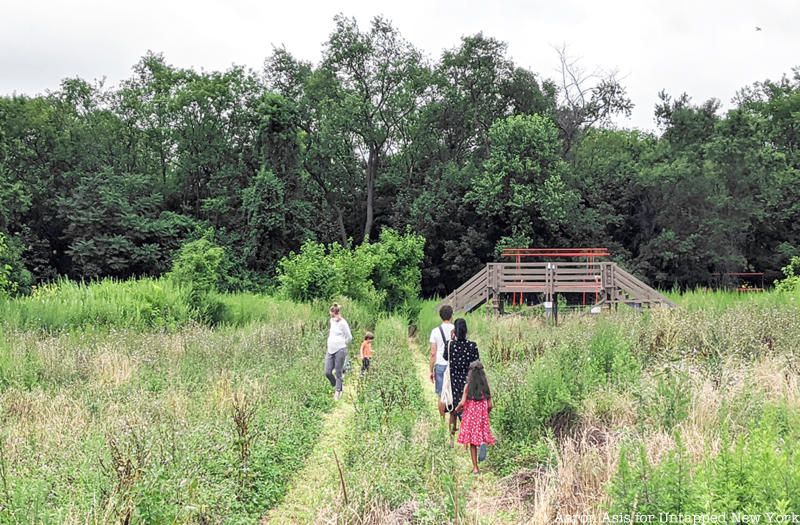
[1,0,797,130]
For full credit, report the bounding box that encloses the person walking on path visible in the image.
[455,360,495,473]
[359,331,374,375]
[430,305,455,418]
[325,303,352,400]
[444,318,480,442]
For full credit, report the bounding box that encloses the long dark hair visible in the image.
[466,360,491,401]
[454,318,468,341]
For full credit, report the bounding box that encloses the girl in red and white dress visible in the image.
[454,360,495,473]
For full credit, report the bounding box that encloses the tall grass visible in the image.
[0,321,337,523]
[667,287,800,311]
[420,290,800,518]
[0,276,385,522]
[0,278,190,332]
[0,277,358,332]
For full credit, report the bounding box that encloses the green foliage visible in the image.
[608,438,699,515]
[494,356,576,444]
[608,405,800,514]
[168,236,228,324]
[2,22,799,293]
[0,233,32,297]
[776,256,800,292]
[637,369,692,431]
[277,229,424,315]
[322,15,429,239]
[0,278,190,331]
[580,324,641,392]
[357,229,425,314]
[0,277,320,333]
[169,237,225,294]
[468,114,579,252]
[493,323,640,449]
[277,240,345,302]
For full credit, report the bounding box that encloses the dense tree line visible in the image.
[1,15,798,296]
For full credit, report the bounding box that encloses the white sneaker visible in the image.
[334,391,342,401]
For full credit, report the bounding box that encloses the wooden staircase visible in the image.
[441,262,675,313]
[442,265,491,313]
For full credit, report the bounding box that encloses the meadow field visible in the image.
[1,280,800,523]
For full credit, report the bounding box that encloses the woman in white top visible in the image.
[325,303,353,400]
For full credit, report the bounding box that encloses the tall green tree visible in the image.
[322,15,429,240]
[266,47,362,246]
[468,114,579,253]
[400,34,557,292]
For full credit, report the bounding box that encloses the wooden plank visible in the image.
[438,266,487,310]
[539,267,604,275]
[455,267,486,292]
[616,273,654,299]
[458,275,486,293]
[499,276,547,283]
[500,274,600,283]
[458,284,488,300]
[496,269,548,276]
[612,265,675,307]
[553,285,603,293]
[499,271,603,279]
[459,272,488,294]
[500,284,603,292]
[499,286,547,293]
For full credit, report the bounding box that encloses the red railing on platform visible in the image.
[501,248,610,258]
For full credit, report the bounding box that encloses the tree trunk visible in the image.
[363,147,377,242]
[336,206,348,247]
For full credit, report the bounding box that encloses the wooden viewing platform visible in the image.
[441,261,676,313]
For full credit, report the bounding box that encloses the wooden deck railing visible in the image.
[441,261,674,313]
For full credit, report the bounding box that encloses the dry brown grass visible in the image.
[93,348,135,386]
[491,347,800,524]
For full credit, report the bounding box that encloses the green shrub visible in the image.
[494,356,576,444]
[277,240,340,302]
[580,324,641,391]
[168,237,225,294]
[277,229,424,316]
[636,369,692,431]
[168,237,228,325]
[608,438,698,515]
[0,232,32,297]
[776,256,800,292]
[356,229,425,313]
[492,327,640,448]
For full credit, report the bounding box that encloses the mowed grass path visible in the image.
[265,336,522,524]
[409,339,523,525]
[262,382,356,524]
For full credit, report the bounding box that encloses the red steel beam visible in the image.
[501,248,610,259]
